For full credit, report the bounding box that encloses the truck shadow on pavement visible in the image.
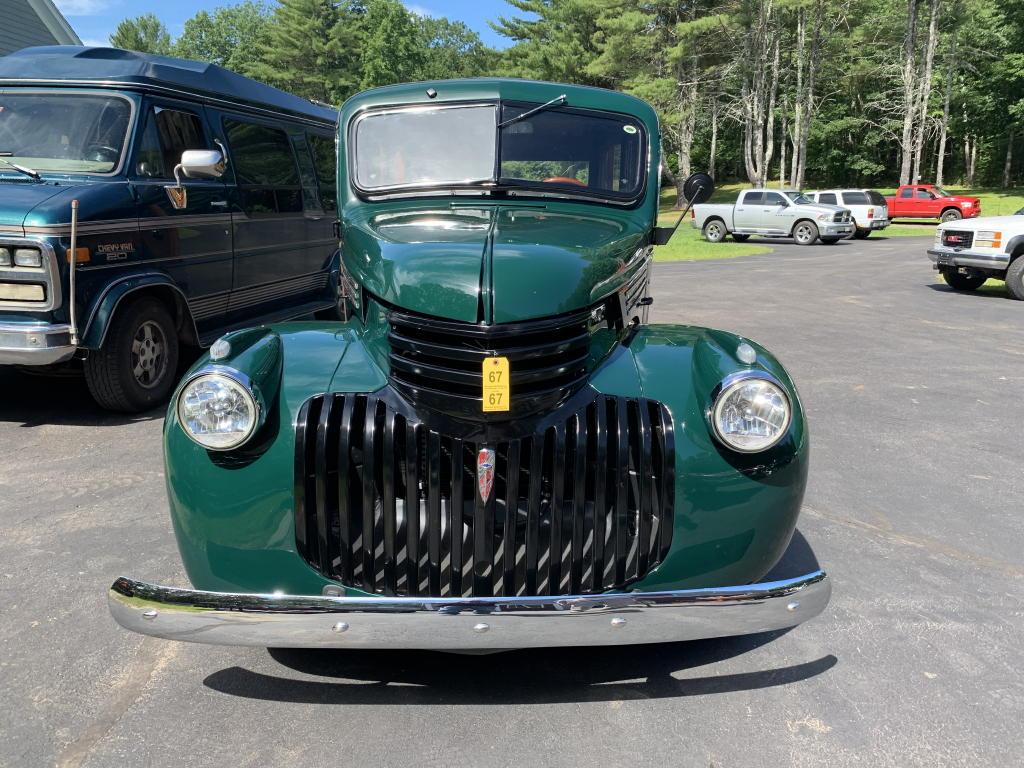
[203,531,836,705]
[0,349,202,427]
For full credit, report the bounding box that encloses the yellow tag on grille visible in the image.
[482,356,510,412]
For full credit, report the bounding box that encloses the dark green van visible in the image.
[0,46,338,411]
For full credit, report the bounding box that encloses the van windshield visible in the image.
[0,93,132,175]
[352,101,646,202]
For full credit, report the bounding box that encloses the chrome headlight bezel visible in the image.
[176,366,265,451]
[708,371,793,454]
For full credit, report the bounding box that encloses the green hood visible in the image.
[342,203,650,323]
[0,180,70,229]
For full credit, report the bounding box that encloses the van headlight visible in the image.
[710,373,792,453]
[177,368,262,450]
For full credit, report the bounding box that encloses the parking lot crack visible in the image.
[55,639,179,768]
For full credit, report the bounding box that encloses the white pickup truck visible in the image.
[928,212,1024,299]
[693,189,854,245]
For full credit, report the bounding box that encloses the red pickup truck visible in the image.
[885,184,981,222]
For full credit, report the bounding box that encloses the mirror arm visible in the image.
[652,184,705,246]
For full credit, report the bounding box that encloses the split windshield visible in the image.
[352,101,646,201]
[0,93,132,175]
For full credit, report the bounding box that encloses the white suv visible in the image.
[808,189,890,239]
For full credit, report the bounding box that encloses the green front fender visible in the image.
[164,322,807,596]
[610,325,808,591]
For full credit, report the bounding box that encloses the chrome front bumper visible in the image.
[108,571,831,650]
[0,321,75,365]
[928,247,1009,271]
[821,223,854,236]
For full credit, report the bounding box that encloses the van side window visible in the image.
[743,191,764,205]
[916,189,933,199]
[899,188,914,198]
[762,192,785,206]
[135,108,207,178]
[224,118,301,214]
[818,192,837,205]
[309,134,337,212]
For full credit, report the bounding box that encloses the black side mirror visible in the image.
[653,173,716,245]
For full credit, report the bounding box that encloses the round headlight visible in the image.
[711,375,792,453]
[177,371,259,450]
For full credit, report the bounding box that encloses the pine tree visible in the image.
[248,0,344,103]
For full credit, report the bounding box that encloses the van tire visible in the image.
[85,296,180,412]
[702,219,727,243]
[1005,257,1024,300]
[939,266,987,292]
[853,226,870,239]
[792,220,819,245]
[941,208,963,222]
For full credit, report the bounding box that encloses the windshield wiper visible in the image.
[0,152,42,181]
[498,94,567,129]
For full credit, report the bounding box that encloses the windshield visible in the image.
[0,93,132,175]
[933,186,951,197]
[788,192,814,205]
[865,190,886,206]
[352,101,646,201]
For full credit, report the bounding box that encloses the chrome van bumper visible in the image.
[0,322,75,365]
[928,247,1009,272]
[821,223,854,236]
[108,570,831,650]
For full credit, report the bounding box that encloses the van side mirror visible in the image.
[177,149,226,180]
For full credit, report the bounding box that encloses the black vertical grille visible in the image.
[294,391,675,597]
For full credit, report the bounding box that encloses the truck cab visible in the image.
[0,46,339,411]
[886,184,980,222]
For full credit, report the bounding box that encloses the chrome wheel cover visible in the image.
[131,320,168,389]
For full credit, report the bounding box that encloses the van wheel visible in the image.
[85,296,180,412]
[1006,257,1024,300]
[940,266,987,292]
[702,219,727,243]
[853,227,870,239]
[732,233,750,242]
[941,208,963,222]
[792,220,819,245]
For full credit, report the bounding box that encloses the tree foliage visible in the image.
[109,13,172,56]
[107,0,1023,189]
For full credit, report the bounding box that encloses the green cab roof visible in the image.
[0,46,338,126]
[339,78,659,131]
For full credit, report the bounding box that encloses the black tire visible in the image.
[85,296,180,412]
[939,265,987,292]
[702,219,727,243]
[853,227,870,239]
[792,220,819,245]
[732,233,750,242]
[940,208,963,223]
[1006,257,1024,300]
[819,236,841,245]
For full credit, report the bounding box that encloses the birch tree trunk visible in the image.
[790,6,805,187]
[899,0,920,185]
[708,99,718,179]
[911,0,941,183]
[794,0,825,190]
[935,27,956,186]
[1004,130,1014,189]
[779,105,788,188]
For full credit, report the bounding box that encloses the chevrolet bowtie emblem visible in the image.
[477,447,495,503]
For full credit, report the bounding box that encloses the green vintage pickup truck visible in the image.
[108,79,830,651]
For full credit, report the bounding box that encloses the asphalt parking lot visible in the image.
[1,234,1022,768]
